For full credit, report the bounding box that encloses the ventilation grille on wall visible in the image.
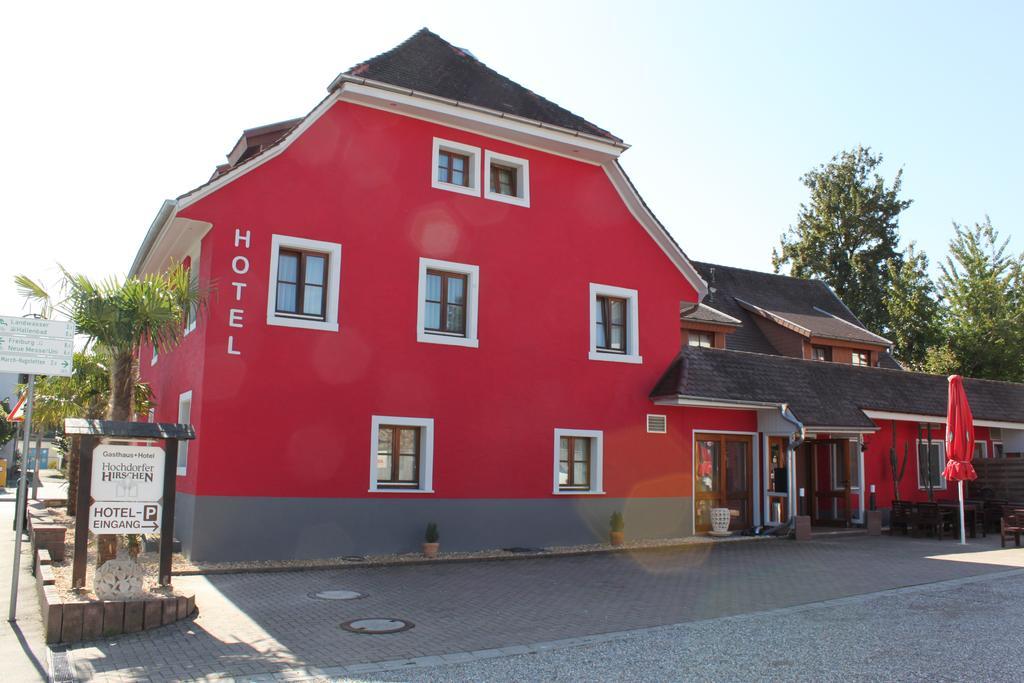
[646,414,667,434]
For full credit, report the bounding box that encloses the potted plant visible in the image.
[423,522,440,558]
[609,511,625,546]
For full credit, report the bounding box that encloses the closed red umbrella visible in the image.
[943,375,977,544]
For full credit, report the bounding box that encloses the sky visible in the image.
[1,1,1021,317]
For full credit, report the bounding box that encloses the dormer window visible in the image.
[484,151,530,207]
[689,332,713,348]
[851,350,870,367]
[812,346,832,362]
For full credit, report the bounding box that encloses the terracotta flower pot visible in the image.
[422,542,440,558]
[609,530,625,546]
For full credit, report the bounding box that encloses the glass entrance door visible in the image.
[766,436,789,525]
[694,433,753,532]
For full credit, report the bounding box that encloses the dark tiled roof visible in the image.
[693,262,891,348]
[682,303,741,327]
[652,347,1024,430]
[335,28,620,142]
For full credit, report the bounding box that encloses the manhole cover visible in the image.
[309,589,366,601]
[340,618,415,634]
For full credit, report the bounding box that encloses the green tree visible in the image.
[773,146,912,333]
[17,264,202,420]
[885,243,941,369]
[926,218,1023,381]
[29,351,153,515]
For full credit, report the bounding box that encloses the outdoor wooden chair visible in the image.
[889,501,913,535]
[984,500,1008,533]
[1000,508,1024,548]
[913,502,944,539]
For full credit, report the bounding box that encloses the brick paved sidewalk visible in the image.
[65,533,1024,681]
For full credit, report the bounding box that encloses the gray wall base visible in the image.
[180,496,694,562]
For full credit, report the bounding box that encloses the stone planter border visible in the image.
[35,548,196,644]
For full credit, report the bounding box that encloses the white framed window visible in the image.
[177,391,192,476]
[589,283,641,364]
[431,138,480,197]
[553,428,604,495]
[973,441,987,459]
[483,150,530,207]
[266,235,342,332]
[183,241,201,336]
[993,441,1005,458]
[646,414,667,434]
[369,416,434,493]
[416,258,479,348]
[916,439,947,490]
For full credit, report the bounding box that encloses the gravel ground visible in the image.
[352,570,1024,682]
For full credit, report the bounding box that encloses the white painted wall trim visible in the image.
[416,258,480,348]
[369,415,435,493]
[552,428,604,495]
[431,137,481,197]
[266,234,342,332]
[177,390,193,476]
[483,149,530,207]
[588,283,641,364]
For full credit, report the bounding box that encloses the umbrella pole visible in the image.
[958,480,966,545]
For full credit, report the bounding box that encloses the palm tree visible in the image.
[17,264,203,562]
[17,264,202,420]
[30,351,153,515]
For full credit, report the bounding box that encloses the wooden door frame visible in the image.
[692,431,755,533]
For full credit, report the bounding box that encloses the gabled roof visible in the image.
[331,28,619,142]
[652,347,1024,430]
[693,262,892,349]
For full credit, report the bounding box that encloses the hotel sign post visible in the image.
[88,445,165,535]
[64,419,194,589]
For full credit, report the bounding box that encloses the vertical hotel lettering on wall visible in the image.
[227,228,251,355]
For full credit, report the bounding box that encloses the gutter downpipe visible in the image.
[779,404,805,519]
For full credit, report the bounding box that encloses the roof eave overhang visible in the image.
[130,200,213,277]
[862,409,1024,431]
[333,76,628,160]
[650,395,782,410]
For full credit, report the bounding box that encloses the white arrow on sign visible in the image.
[88,502,162,534]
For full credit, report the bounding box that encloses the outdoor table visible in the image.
[936,501,981,538]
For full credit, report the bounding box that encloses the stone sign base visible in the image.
[34,549,196,644]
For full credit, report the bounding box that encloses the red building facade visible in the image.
[136,30,1024,560]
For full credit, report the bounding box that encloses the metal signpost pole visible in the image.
[8,374,35,622]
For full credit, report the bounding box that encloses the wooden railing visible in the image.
[969,459,1024,501]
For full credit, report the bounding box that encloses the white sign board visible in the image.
[89,502,162,533]
[0,316,75,377]
[91,445,165,503]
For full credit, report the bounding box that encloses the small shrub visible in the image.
[425,522,440,543]
[610,511,624,532]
